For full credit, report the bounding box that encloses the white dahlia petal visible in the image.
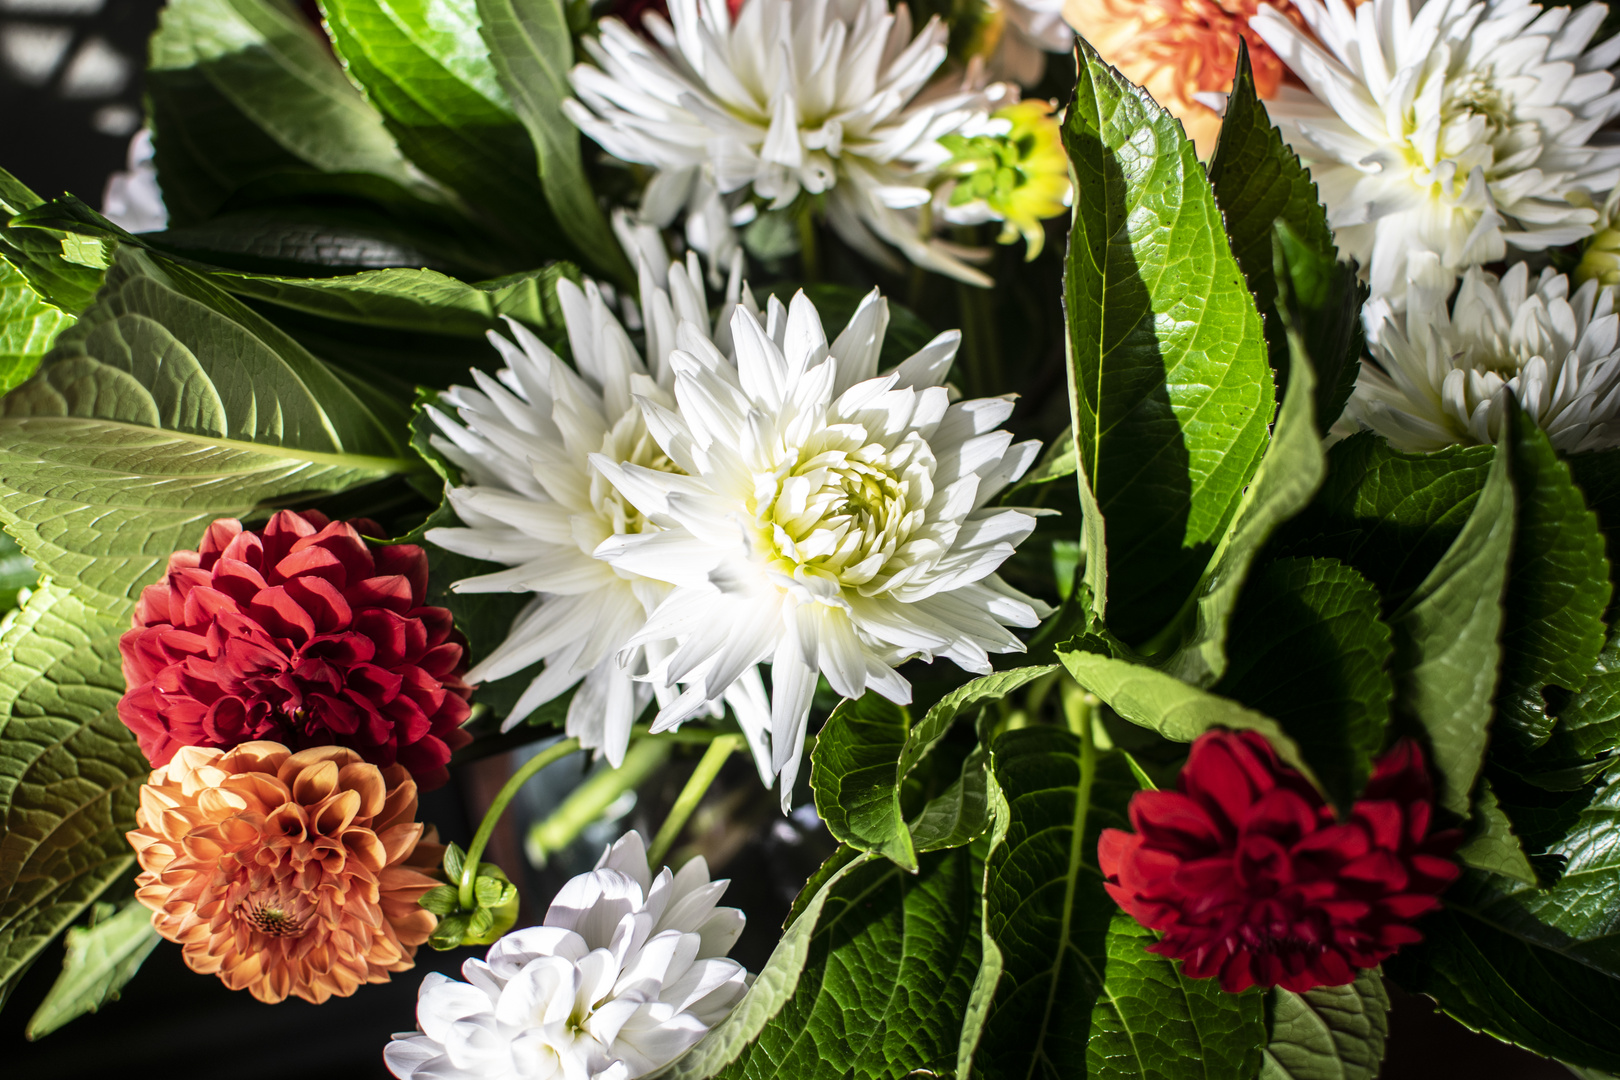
[566,0,1013,283]
[427,246,759,764]
[1348,262,1620,450]
[591,287,1046,806]
[385,833,748,1080]
[1251,0,1620,300]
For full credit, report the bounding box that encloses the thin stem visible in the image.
[460,737,581,910]
[526,738,671,867]
[648,735,742,868]
[798,205,821,283]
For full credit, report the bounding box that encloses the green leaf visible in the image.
[418,884,459,916]
[0,531,35,614]
[1002,425,1077,502]
[212,262,575,336]
[1059,648,1324,792]
[1549,622,1620,762]
[1497,410,1612,748]
[1062,40,1275,644]
[1384,906,1620,1073]
[1158,333,1325,686]
[1259,969,1390,1080]
[0,584,147,1003]
[1274,433,1495,608]
[147,0,450,225]
[705,846,984,1079]
[811,667,1058,869]
[0,247,418,618]
[1388,432,1514,815]
[0,260,72,396]
[662,850,873,1079]
[1088,910,1266,1079]
[0,205,110,317]
[477,0,633,286]
[1457,779,1538,886]
[320,0,571,260]
[1452,771,1620,978]
[1206,44,1365,434]
[1214,557,1393,807]
[24,899,160,1039]
[975,726,1130,1077]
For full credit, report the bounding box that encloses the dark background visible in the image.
[0,2,1582,1077]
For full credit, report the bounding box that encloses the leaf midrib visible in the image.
[1026,736,1096,1080]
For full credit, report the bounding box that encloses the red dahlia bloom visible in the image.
[1098,730,1460,993]
[118,510,472,789]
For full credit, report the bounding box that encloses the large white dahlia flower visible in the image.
[591,288,1050,808]
[424,255,770,771]
[987,0,1075,86]
[1251,0,1620,299]
[1349,259,1620,450]
[385,832,749,1080]
[564,0,1013,285]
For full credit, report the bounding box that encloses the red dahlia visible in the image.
[1098,730,1460,992]
[118,510,472,789]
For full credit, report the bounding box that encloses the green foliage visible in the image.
[1549,623,1620,763]
[25,898,160,1039]
[0,188,111,316]
[477,0,632,286]
[148,0,444,223]
[1215,557,1393,807]
[319,0,573,263]
[1061,40,1275,644]
[423,844,520,949]
[1158,336,1324,686]
[1207,45,1364,433]
[0,533,35,615]
[1497,411,1612,748]
[1385,906,1620,1072]
[709,846,984,1079]
[810,667,1056,870]
[1259,969,1390,1080]
[1388,431,1514,815]
[1458,780,1538,886]
[1087,912,1266,1079]
[0,248,418,618]
[0,584,147,1005]
[0,260,73,394]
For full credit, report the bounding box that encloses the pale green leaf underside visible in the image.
[1260,969,1390,1080]
[25,898,161,1039]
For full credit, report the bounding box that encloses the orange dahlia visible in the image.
[1062,0,1324,155]
[127,741,443,1004]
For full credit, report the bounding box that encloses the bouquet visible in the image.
[3,0,1620,1076]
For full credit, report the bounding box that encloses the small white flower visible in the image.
[987,0,1074,86]
[424,254,771,770]
[591,288,1050,807]
[564,0,1013,284]
[385,832,749,1080]
[1251,0,1620,300]
[1349,258,1620,450]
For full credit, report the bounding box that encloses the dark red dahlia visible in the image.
[1098,730,1460,993]
[118,510,471,789]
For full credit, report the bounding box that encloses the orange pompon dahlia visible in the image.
[1062,0,1322,155]
[128,741,443,1005]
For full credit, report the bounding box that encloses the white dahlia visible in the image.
[987,0,1075,86]
[564,0,1013,285]
[1251,0,1620,299]
[1349,259,1620,450]
[385,832,749,1080]
[591,288,1050,807]
[423,255,771,770]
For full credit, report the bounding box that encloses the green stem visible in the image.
[956,273,1002,399]
[460,736,581,911]
[526,738,672,867]
[798,205,821,283]
[648,735,743,867]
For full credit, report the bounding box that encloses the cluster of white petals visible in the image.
[1252,0,1620,300]
[987,0,1075,86]
[592,288,1050,806]
[564,0,1013,284]
[1349,259,1620,450]
[424,253,770,772]
[386,833,749,1080]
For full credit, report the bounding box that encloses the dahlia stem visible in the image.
[648,734,743,868]
[525,738,672,867]
[798,207,821,283]
[460,736,581,911]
